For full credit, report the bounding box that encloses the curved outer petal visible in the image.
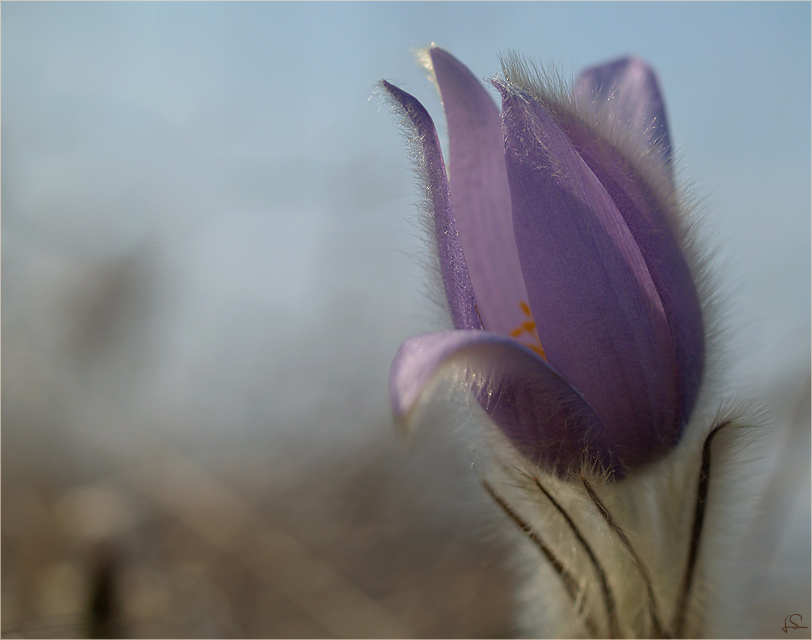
[558,118,705,425]
[381,80,482,330]
[429,48,532,339]
[572,56,673,183]
[390,330,617,474]
[498,83,681,468]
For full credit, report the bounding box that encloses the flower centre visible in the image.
[510,301,546,359]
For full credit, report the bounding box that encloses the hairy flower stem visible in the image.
[531,477,621,638]
[672,420,732,636]
[581,476,668,638]
[481,480,599,637]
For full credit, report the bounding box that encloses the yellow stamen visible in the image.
[510,321,537,338]
[509,301,546,360]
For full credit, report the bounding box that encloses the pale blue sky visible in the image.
[3,2,810,448]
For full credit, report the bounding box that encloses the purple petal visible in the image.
[381,80,481,330]
[389,330,617,474]
[559,119,705,424]
[498,83,682,468]
[429,48,532,340]
[573,56,673,181]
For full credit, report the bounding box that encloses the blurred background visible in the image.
[2,2,809,638]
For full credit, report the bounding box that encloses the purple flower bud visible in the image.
[383,48,704,478]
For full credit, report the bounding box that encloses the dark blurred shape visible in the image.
[86,544,124,639]
[65,243,166,385]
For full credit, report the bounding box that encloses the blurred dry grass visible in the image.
[3,388,516,638]
[3,433,517,638]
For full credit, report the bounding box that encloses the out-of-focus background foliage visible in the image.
[3,3,809,638]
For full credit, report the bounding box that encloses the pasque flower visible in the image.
[383,48,704,478]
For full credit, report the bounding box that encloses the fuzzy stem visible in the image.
[481,480,598,636]
[581,476,668,638]
[672,420,732,637]
[532,477,621,638]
